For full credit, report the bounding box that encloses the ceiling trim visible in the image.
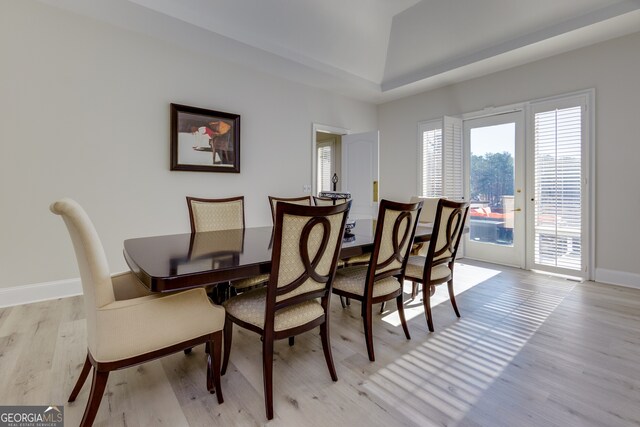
[381,0,640,92]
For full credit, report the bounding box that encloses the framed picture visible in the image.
[170,103,240,173]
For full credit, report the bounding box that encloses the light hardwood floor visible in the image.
[1,260,639,426]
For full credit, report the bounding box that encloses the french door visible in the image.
[526,95,589,278]
[464,111,526,268]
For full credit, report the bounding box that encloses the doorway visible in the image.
[464,111,526,268]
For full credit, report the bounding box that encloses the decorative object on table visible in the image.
[170,103,240,173]
[331,173,339,191]
[344,219,356,236]
[318,191,351,201]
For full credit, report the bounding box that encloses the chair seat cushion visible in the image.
[224,288,324,332]
[404,257,451,283]
[231,273,269,290]
[333,266,401,298]
[94,288,225,363]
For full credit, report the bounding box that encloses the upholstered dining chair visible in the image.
[332,199,423,361]
[313,196,348,206]
[51,198,225,427]
[222,201,351,420]
[268,195,313,222]
[187,196,269,292]
[404,199,470,332]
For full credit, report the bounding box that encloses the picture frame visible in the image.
[170,103,241,173]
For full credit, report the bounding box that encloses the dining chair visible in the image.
[404,199,469,332]
[268,195,313,223]
[51,198,225,427]
[313,196,348,206]
[332,199,423,361]
[187,196,269,292]
[221,201,350,420]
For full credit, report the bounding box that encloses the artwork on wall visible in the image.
[170,103,240,173]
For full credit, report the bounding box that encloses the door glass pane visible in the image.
[469,123,515,246]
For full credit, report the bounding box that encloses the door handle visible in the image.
[512,208,522,212]
[373,181,378,202]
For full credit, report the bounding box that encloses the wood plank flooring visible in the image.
[1,260,639,426]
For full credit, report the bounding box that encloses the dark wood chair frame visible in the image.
[406,199,470,332]
[222,201,350,420]
[69,331,223,427]
[267,195,313,223]
[332,199,423,362]
[186,195,246,233]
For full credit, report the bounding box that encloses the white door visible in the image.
[464,112,526,268]
[342,131,379,220]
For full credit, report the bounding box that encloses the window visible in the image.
[418,117,463,199]
[317,142,333,192]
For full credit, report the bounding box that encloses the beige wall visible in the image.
[378,31,640,279]
[0,1,376,288]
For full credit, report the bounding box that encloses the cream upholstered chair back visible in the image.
[268,201,350,306]
[187,196,244,233]
[313,196,348,206]
[428,199,470,266]
[410,196,445,223]
[50,198,116,355]
[370,199,423,276]
[268,196,312,223]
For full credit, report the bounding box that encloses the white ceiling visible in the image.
[40,0,640,103]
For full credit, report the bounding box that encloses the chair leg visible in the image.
[362,304,375,362]
[346,297,351,306]
[184,348,192,355]
[262,335,275,420]
[448,280,461,318]
[221,320,233,376]
[423,285,434,332]
[320,321,338,381]
[288,336,295,346]
[379,301,386,313]
[207,331,224,403]
[79,369,109,427]
[411,282,418,299]
[339,296,346,309]
[396,295,411,340]
[68,354,92,402]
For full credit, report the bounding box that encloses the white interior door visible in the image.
[342,131,379,219]
[464,112,525,268]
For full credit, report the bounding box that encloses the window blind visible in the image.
[421,126,443,197]
[533,105,582,271]
[317,144,333,192]
[443,116,464,200]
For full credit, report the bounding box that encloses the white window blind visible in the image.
[317,143,333,192]
[418,117,463,199]
[533,105,583,272]
[420,123,442,197]
[443,116,464,200]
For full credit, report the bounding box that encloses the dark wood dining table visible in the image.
[124,219,435,293]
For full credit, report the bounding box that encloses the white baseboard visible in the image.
[0,278,83,308]
[595,268,640,290]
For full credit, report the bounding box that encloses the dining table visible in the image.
[124,219,435,293]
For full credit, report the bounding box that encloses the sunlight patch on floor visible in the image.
[366,285,568,426]
[381,262,502,327]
